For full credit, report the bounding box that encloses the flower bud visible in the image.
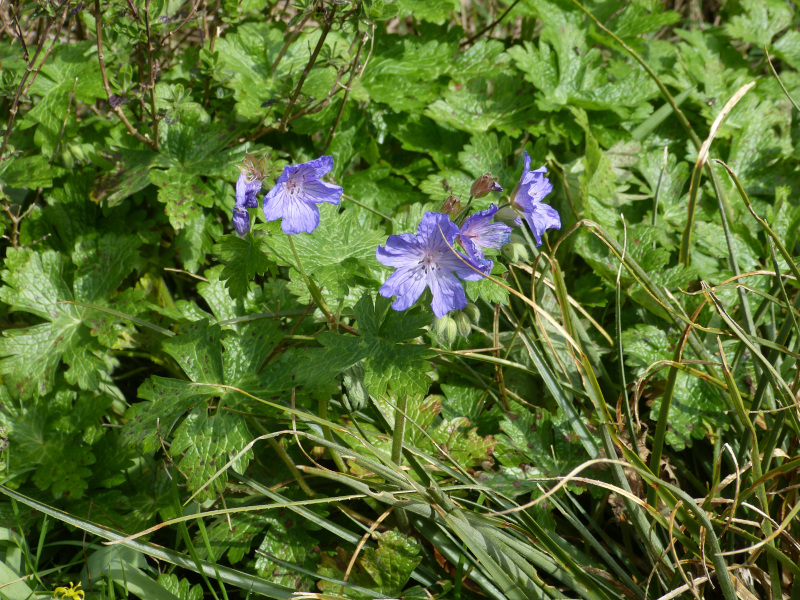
[463,302,480,324]
[454,311,472,337]
[440,195,464,219]
[470,173,503,199]
[502,233,529,263]
[232,206,251,237]
[434,314,458,344]
[495,205,521,227]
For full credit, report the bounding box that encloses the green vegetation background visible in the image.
[1,0,800,598]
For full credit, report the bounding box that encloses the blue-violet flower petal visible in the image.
[459,204,512,274]
[513,151,560,246]
[232,206,251,237]
[262,155,343,235]
[236,173,262,209]
[376,212,483,318]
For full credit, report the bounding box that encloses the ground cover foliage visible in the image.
[1,0,800,597]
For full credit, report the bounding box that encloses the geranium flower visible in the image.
[458,204,512,274]
[232,173,262,236]
[512,151,560,246]
[377,212,484,318]
[262,155,343,235]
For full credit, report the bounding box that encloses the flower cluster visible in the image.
[231,155,343,236]
[231,151,559,319]
[377,152,560,317]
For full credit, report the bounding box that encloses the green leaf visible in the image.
[0,154,66,189]
[121,376,215,454]
[409,395,496,468]
[361,36,455,112]
[491,402,588,503]
[174,211,222,273]
[425,74,542,135]
[156,574,204,600]
[724,0,792,45]
[213,23,284,120]
[621,325,671,376]
[382,112,468,170]
[507,4,657,116]
[20,41,105,156]
[197,265,270,322]
[0,242,137,398]
[91,149,170,207]
[440,383,502,434]
[170,407,254,502]
[195,506,271,564]
[158,113,246,176]
[322,293,434,397]
[343,165,420,217]
[150,168,216,230]
[162,320,225,383]
[395,0,458,24]
[0,390,107,499]
[214,233,275,299]
[262,208,385,304]
[650,371,732,451]
[465,263,509,305]
[72,234,142,302]
[256,516,319,590]
[317,530,422,598]
[221,319,283,387]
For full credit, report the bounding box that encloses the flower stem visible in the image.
[287,235,336,327]
[318,398,347,474]
[390,394,410,532]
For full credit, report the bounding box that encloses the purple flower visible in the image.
[513,152,560,246]
[262,155,343,235]
[458,204,512,274]
[236,173,262,209]
[231,174,262,236]
[377,212,484,318]
[232,207,251,237]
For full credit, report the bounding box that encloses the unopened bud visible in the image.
[454,311,472,337]
[463,303,480,324]
[434,314,458,344]
[232,206,250,237]
[502,233,529,263]
[495,205,520,227]
[440,195,464,219]
[470,173,503,199]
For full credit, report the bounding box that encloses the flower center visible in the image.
[419,250,441,271]
[286,179,300,195]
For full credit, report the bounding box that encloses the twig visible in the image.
[290,19,373,127]
[1,201,37,249]
[202,0,221,107]
[270,12,311,74]
[22,2,70,94]
[162,0,204,42]
[0,4,67,160]
[279,4,337,129]
[144,0,160,149]
[94,0,158,150]
[321,29,369,153]
[460,0,521,47]
[8,3,29,62]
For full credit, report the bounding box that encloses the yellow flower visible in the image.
[53,581,84,599]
